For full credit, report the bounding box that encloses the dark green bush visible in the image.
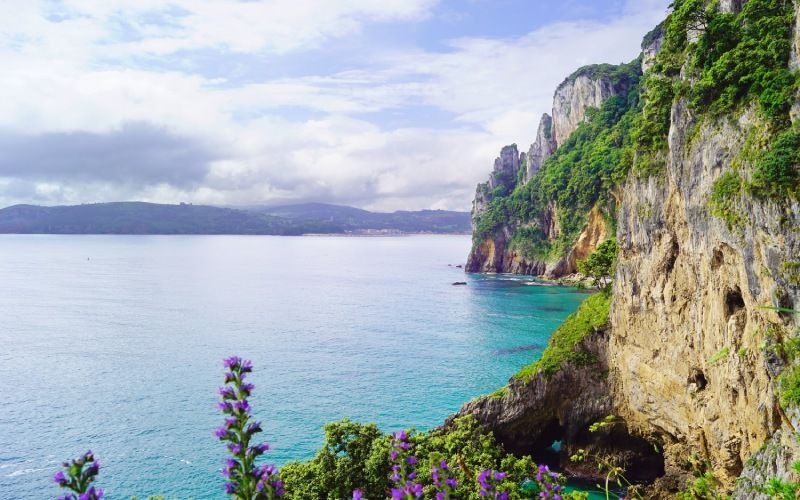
[751,126,800,199]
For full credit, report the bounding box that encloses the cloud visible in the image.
[0,0,671,211]
[0,122,221,187]
[0,0,439,57]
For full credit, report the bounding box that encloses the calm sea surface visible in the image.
[0,234,588,499]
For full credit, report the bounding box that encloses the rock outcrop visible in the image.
[466,62,637,277]
[524,114,557,183]
[471,144,523,217]
[450,323,665,483]
[641,23,665,73]
[551,71,630,146]
[608,97,800,492]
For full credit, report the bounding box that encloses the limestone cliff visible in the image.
[611,101,800,495]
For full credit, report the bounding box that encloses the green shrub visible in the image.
[708,347,730,365]
[280,416,547,499]
[780,365,800,408]
[577,239,618,289]
[750,126,800,199]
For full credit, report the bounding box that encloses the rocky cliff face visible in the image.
[450,325,665,484]
[471,144,523,217]
[610,98,800,494]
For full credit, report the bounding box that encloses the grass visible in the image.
[780,365,800,408]
[513,292,611,381]
[708,347,730,365]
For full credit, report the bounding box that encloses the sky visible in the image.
[0,0,671,211]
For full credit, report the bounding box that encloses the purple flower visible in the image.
[352,489,363,500]
[86,461,100,476]
[218,386,236,399]
[223,356,242,369]
[245,421,262,435]
[251,442,271,453]
[478,469,508,499]
[53,471,67,486]
[233,399,251,413]
[214,427,231,439]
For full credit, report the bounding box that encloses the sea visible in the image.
[0,234,593,499]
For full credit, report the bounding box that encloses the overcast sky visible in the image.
[0,0,670,211]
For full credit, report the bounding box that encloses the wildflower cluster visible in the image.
[389,430,423,499]
[216,356,284,498]
[431,460,458,499]
[52,451,104,500]
[477,469,508,499]
[533,464,565,499]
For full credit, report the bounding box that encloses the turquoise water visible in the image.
[0,234,587,499]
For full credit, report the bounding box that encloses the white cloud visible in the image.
[0,0,671,211]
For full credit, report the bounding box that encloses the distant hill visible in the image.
[0,202,470,235]
[251,202,471,234]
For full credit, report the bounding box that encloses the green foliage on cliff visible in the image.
[561,59,642,89]
[638,0,798,185]
[514,292,611,381]
[709,171,745,228]
[474,60,642,264]
[280,416,567,499]
[750,125,800,199]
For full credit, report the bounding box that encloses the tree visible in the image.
[577,239,618,290]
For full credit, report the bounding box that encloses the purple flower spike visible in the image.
[216,356,282,498]
[52,452,103,499]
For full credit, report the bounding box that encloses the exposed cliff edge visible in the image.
[459,0,800,497]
